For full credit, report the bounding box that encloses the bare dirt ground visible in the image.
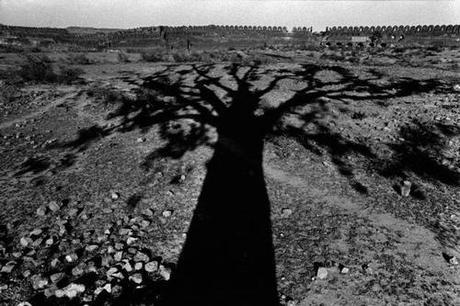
[0,48,459,305]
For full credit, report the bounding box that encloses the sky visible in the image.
[0,0,458,31]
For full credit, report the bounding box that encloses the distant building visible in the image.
[351,36,370,43]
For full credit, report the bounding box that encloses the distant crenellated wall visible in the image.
[322,24,460,46]
[0,24,73,43]
[160,25,289,38]
[2,23,458,49]
[325,24,460,35]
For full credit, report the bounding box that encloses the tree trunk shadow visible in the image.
[162,128,278,305]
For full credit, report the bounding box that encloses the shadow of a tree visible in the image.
[50,63,457,305]
[378,120,459,186]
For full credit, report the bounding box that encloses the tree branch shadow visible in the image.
[47,62,457,305]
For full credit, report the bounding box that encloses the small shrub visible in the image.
[250,56,272,65]
[30,47,43,53]
[301,44,321,52]
[426,45,443,53]
[351,111,367,120]
[125,48,145,54]
[19,55,83,84]
[19,55,57,83]
[0,45,25,53]
[118,52,130,63]
[172,52,190,63]
[141,50,165,62]
[56,66,84,84]
[68,53,92,65]
[86,87,122,105]
[0,82,20,104]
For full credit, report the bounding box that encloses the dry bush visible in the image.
[141,50,165,62]
[56,66,84,84]
[172,52,196,62]
[0,82,20,104]
[30,47,43,53]
[125,48,145,54]
[86,86,123,105]
[320,51,345,61]
[0,45,25,53]
[68,53,93,65]
[19,55,83,84]
[117,52,130,63]
[300,44,321,52]
[19,55,57,83]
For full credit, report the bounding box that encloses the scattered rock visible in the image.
[36,206,47,216]
[136,137,146,143]
[316,267,328,280]
[68,208,79,217]
[362,263,373,273]
[286,300,297,306]
[102,255,113,267]
[106,267,118,277]
[48,201,60,212]
[140,219,151,228]
[128,248,137,255]
[65,253,78,263]
[55,283,85,299]
[119,228,131,235]
[145,261,158,273]
[45,237,54,246]
[72,264,85,276]
[340,267,349,274]
[50,272,65,283]
[142,209,154,217]
[95,283,112,296]
[113,268,125,277]
[123,262,133,272]
[112,285,123,298]
[400,180,412,197]
[444,254,459,265]
[31,274,49,290]
[281,208,293,218]
[453,84,460,92]
[129,273,143,284]
[85,245,98,252]
[29,228,43,237]
[110,192,120,200]
[135,262,143,270]
[44,287,56,298]
[1,261,16,273]
[20,237,32,247]
[127,237,138,245]
[22,270,32,278]
[159,264,171,280]
[50,258,61,268]
[134,251,150,263]
[162,210,173,218]
[114,251,123,261]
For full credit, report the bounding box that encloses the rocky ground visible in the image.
[0,47,459,305]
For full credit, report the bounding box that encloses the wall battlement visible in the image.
[325,25,460,36]
[1,24,458,49]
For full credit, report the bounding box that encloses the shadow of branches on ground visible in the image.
[45,63,457,305]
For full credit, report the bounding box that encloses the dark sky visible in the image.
[0,0,458,30]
